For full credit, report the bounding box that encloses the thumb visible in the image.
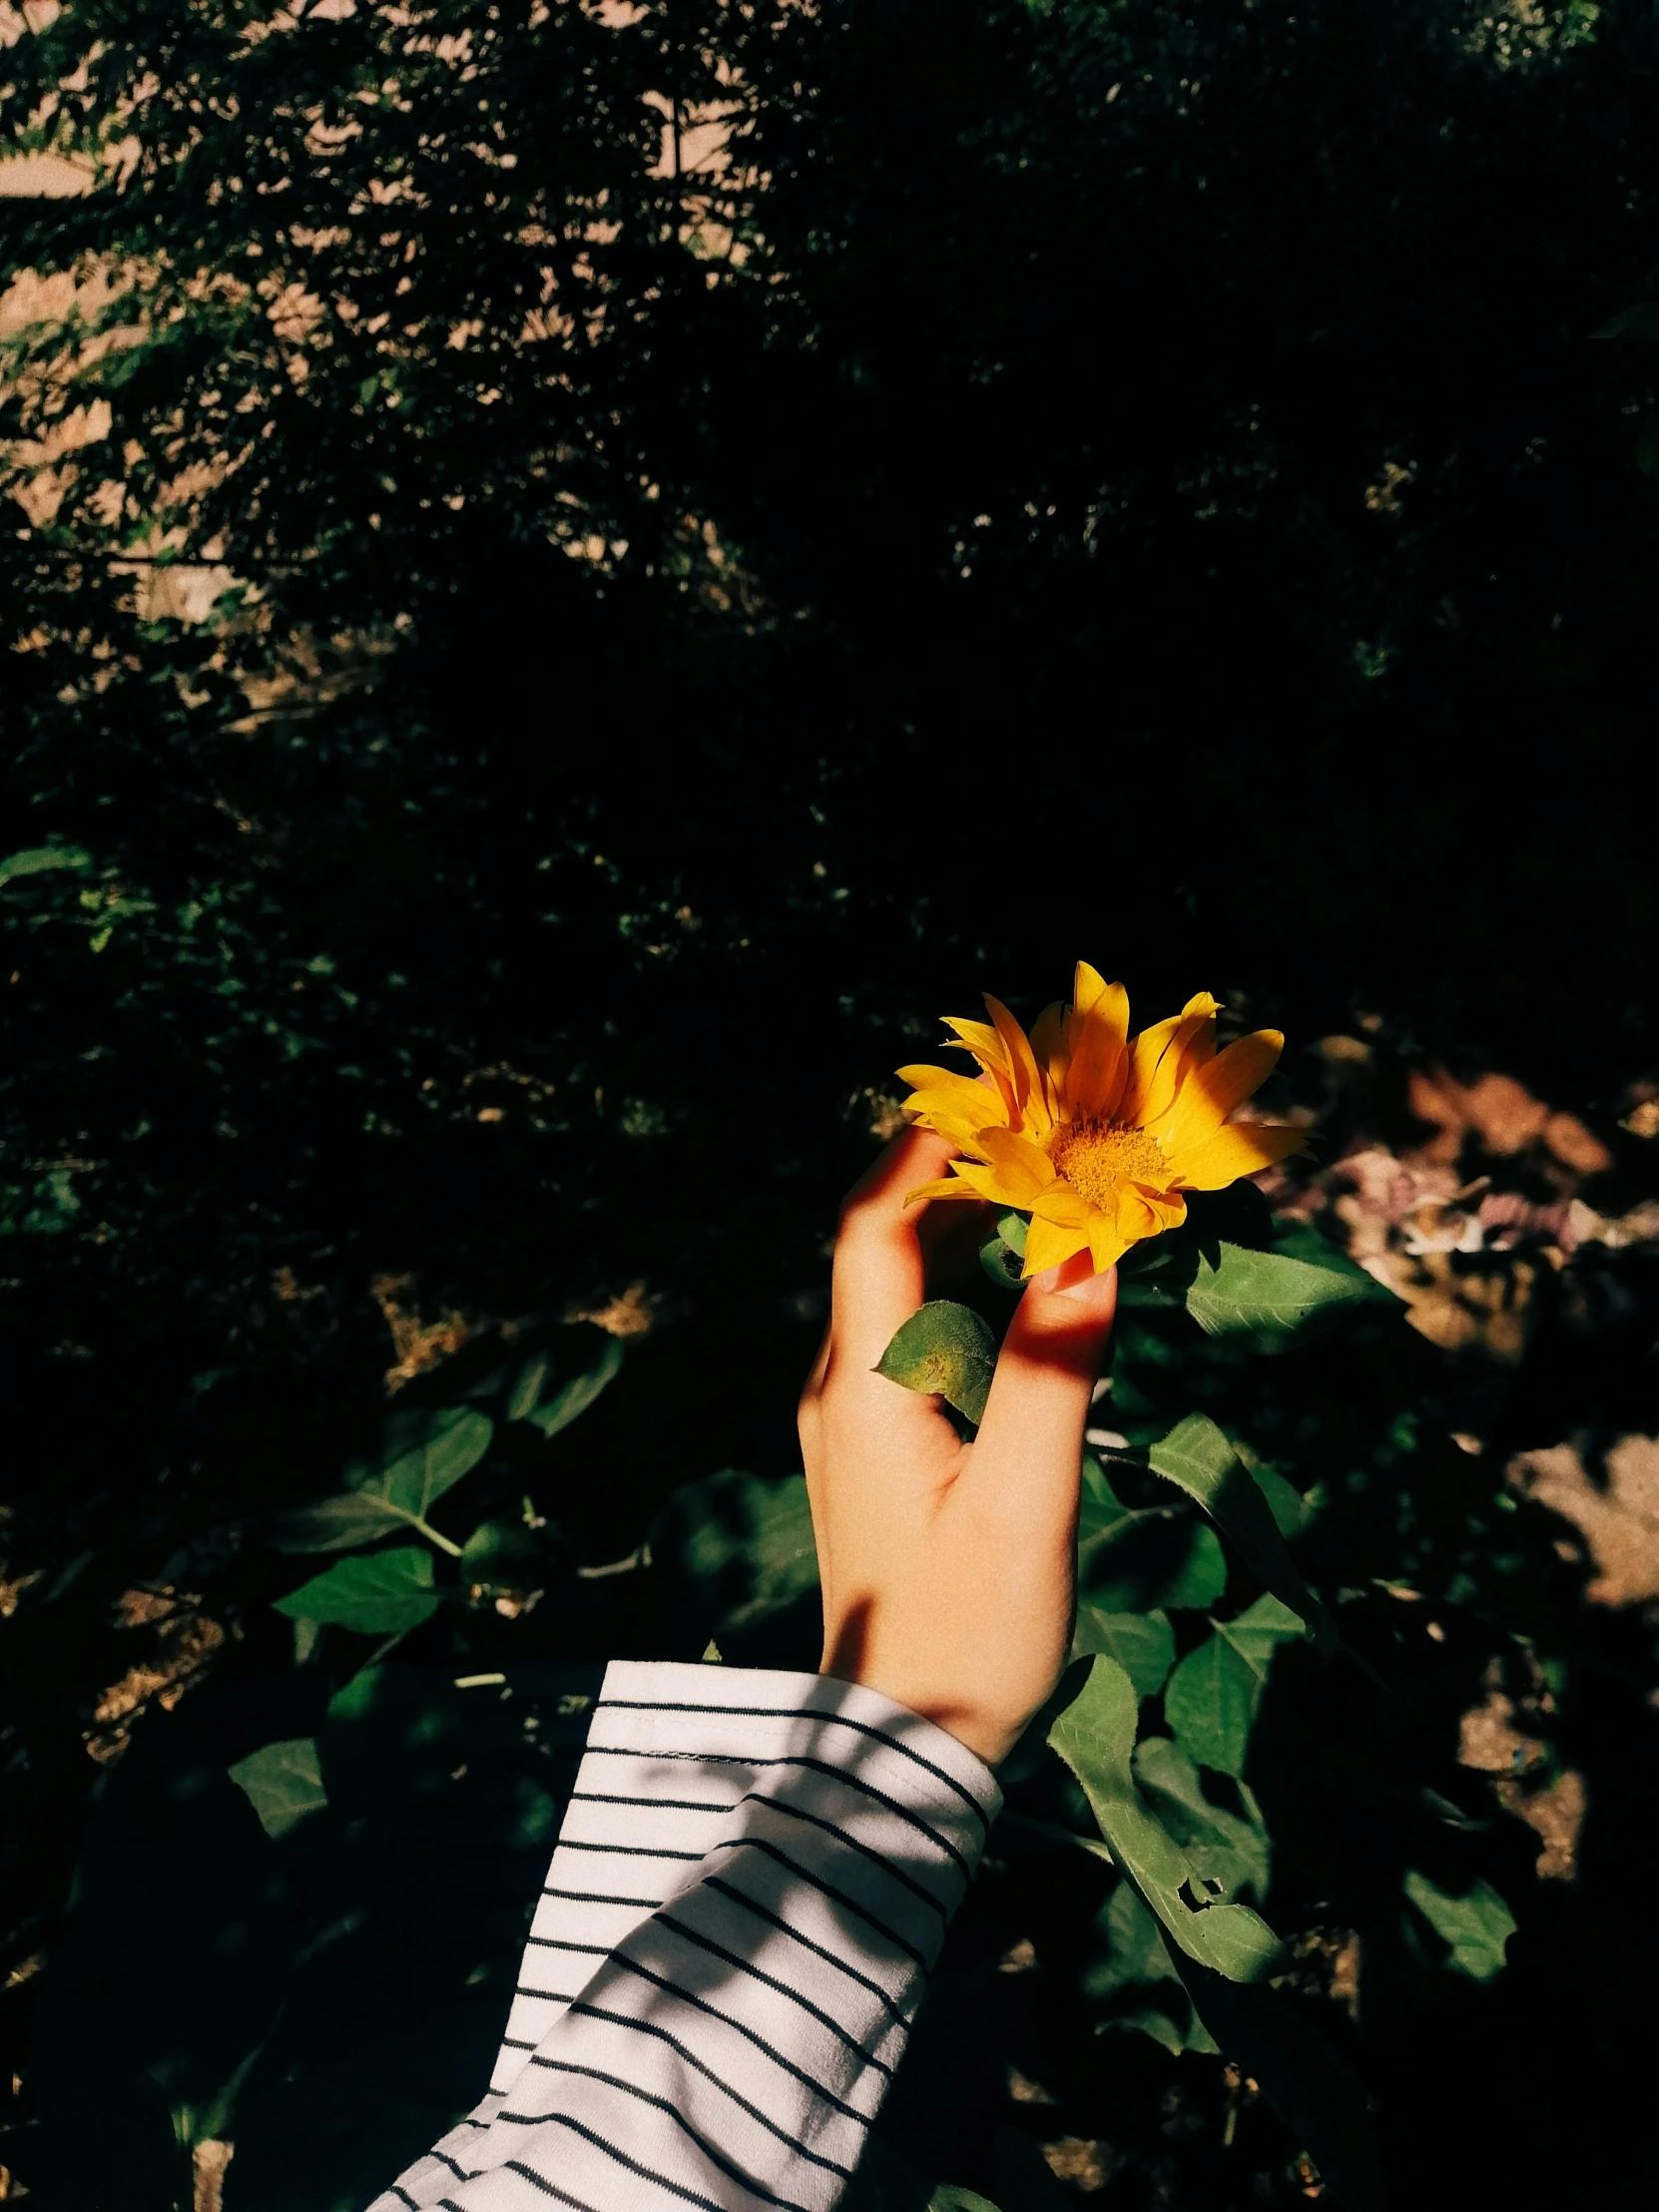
[967,1255,1118,1509]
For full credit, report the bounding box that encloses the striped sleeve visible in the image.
[365,1659,1001,2212]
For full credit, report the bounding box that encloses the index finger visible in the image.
[821,1124,960,1385]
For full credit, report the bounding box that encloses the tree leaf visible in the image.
[1078,1454,1228,1612]
[1099,2001,1187,2056]
[1185,1239,1375,1344]
[267,1406,493,1553]
[979,1231,1025,1290]
[525,1335,624,1437]
[1149,1414,1337,1651]
[1166,1596,1308,1776]
[505,1350,552,1422]
[1165,1630,1259,1777]
[0,843,94,888]
[875,1300,996,1423]
[1170,1941,1386,2212]
[273,1547,439,1634]
[459,1517,545,1590]
[375,1405,495,1515]
[226,1737,327,1841]
[1048,1657,1286,1983]
[1402,1870,1515,1981]
[1072,1606,1175,1697]
[650,1468,822,1664]
[1247,1459,1313,1538]
[1132,1736,1272,1904]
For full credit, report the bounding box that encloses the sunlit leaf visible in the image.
[1149,1415,1337,1651]
[875,1300,996,1423]
[273,1546,439,1634]
[226,1737,327,1841]
[1165,1631,1258,1777]
[1186,1239,1376,1344]
[1072,1606,1175,1697]
[1402,1869,1515,1981]
[1132,1735,1272,1904]
[1165,1596,1307,1777]
[1048,1657,1285,1982]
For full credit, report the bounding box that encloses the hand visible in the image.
[799,1125,1119,1768]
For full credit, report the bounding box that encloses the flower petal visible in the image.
[1136,995,1221,1127]
[1072,961,1118,1019]
[941,1016,1017,1118]
[1168,1119,1310,1190]
[1087,1218,1130,1274]
[1162,1029,1286,1151]
[896,1062,995,1102]
[977,1126,1060,1199]
[984,994,1051,1135]
[1028,1001,1070,1120]
[1065,979,1132,1120]
[1116,1012,1186,1125]
[1022,1213,1091,1277]
[1030,1179,1095,1227]
[904,1176,978,1204]
[1115,1184,1166,1244]
[902,1078,1009,1132]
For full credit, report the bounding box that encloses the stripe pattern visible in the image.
[365,1661,1000,2212]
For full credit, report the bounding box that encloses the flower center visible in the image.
[1048,1119,1171,1208]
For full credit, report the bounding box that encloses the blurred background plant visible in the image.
[3,0,1659,2206]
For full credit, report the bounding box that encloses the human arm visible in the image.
[367,1126,1114,2212]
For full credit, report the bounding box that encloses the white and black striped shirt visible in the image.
[366,1661,1001,2212]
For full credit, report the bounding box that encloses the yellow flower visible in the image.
[899,962,1310,1278]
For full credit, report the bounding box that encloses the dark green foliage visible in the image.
[6,1,1659,2205]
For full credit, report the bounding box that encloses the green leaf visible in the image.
[226,1737,328,1841]
[1099,2001,1186,2056]
[1072,1606,1174,1697]
[875,1300,996,1423]
[273,1546,439,1634]
[978,1230,1025,1290]
[459,1517,544,1590]
[525,1335,624,1437]
[996,1211,1028,1258]
[1594,298,1659,342]
[505,1350,552,1422]
[1185,1239,1375,1344]
[1048,1657,1286,1982]
[1165,1630,1259,1777]
[1165,1596,1307,1777]
[376,1405,495,1514]
[1088,1878,1176,1999]
[650,1469,822,1663]
[1077,1454,1228,1612]
[267,1406,493,1553]
[1132,1735,1272,1903]
[1170,1942,1386,2212]
[1247,1459,1313,1538]
[1148,1415,1337,1652]
[0,843,93,888]
[930,2191,1004,2212]
[1402,1870,1515,1981]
